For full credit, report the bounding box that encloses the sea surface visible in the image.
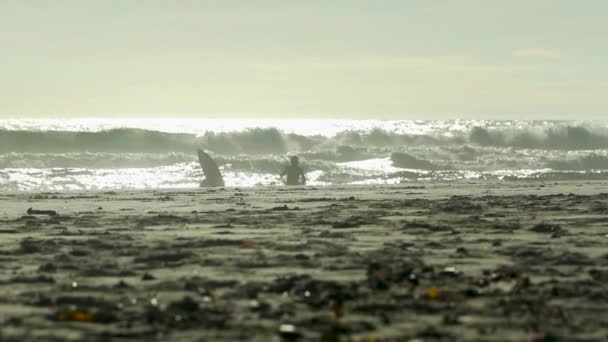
[2,118,608,191]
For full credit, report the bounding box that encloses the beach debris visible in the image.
[240,241,255,249]
[145,296,229,328]
[114,280,131,289]
[409,273,419,286]
[425,287,440,299]
[332,220,360,229]
[439,266,460,277]
[455,247,469,256]
[183,280,213,296]
[55,310,94,322]
[39,262,57,272]
[320,321,350,342]
[272,205,290,211]
[475,266,532,293]
[11,275,55,283]
[52,301,118,324]
[278,324,301,341]
[134,251,194,264]
[588,269,608,282]
[424,287,460,301]
[332,298,345,319]
[141,272,156,281]
[69,249,89,257]
[137,214,189,227]
[268,274,312,293]
[332,215,372,229]
[442,313,460,325]
[463,288,481,298]
[528,223,566,234]
[438,196,482,212]
[249,300,272,316]
[26,208,58,216]
[514,275,531,290]
[417,326,449,339]
[294,253,310,261]
[484,266,513,281]
[366,259,421,290]
[19,238,57,254]
[527,330,558,342]
[403,220,452,232]
[168,296,199,314]
[487,266,531,287]
[366,262,391,290]
[359,337,381,342]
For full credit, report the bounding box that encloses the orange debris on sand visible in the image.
[240,241,255,249]
[425,287,440,299]
[56,310,94,322]
[424,287,461,301]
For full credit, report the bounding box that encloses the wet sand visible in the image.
[1,181,608,341]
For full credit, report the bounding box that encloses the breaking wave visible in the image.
[3,121,608,154]
[545,153,608,171]
[2,119,608,191]
[469,126,608,150]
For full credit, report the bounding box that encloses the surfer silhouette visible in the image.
[280,156,306,185]
[197,149,225,187]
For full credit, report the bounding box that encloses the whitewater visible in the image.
[2,118,608,192]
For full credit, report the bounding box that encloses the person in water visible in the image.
[280,156,306,185]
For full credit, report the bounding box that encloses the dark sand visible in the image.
[1,181,608,341]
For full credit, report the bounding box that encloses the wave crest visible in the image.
[469,126,608,150]
[3,123,608,155]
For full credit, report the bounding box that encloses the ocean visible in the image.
[2,118,608,192]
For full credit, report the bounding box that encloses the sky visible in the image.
[0,0,606,119]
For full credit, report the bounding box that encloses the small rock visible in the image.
[529,223,566,234]
[439,266,460,277]
[39,263,57,272]
[141,273,156,281]
[456,247,469,255]
[278,324,301,341]
[114,280,131,289]
[26,208,58,216]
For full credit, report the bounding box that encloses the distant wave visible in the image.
[0,152,194,169]
[0,126,461,155]
[0,128,199,153]
[0,127,308,155]
[546,154,608,170]
[3,123,608,155]
[390,152,448,170]
[469,126,608,150]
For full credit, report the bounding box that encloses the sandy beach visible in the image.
[1,181,608,341]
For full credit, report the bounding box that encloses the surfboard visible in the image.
[197,149,225,187]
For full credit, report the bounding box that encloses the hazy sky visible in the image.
[1,0,606,119]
